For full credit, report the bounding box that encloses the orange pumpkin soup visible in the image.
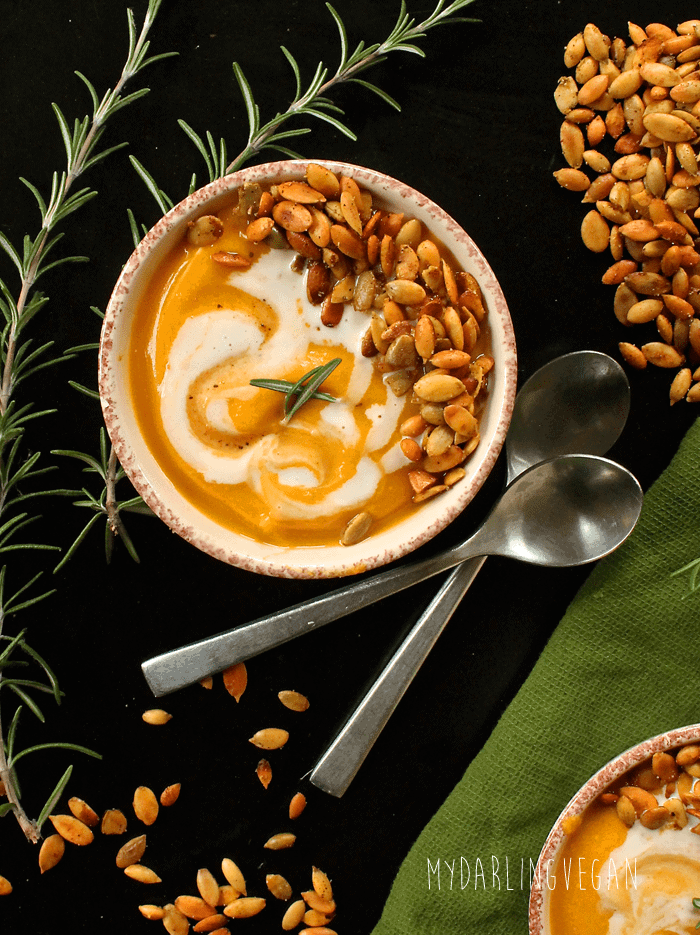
[128,169,492,549]
[548,745,700,935]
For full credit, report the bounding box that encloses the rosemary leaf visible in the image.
[119,496,152,512]
[1,679,57,696]
[4,589,57,617]
[6,706,22,759]
[349,78,402,110]
[250,358,341,422]
[115,519,140,564]
[303,108,357,140]
[9,742,101,769]
[0,233,23,276]
[9,490,81,506]
[62,343,100,354]
[0,630,27,666]
[74,70,100,111]
[51,449,105,476]
[670,557,700,598]
[52,512,103,574]
[17,642,61,705]
[19,178,48,219]
[286,358,342,421]
[66,380,101,400]
[178,119,215,181]
[127,207,141,249]
[0,544,61,554]
[281,46,302,99]
[284,363,332,412]
[260,144,307,160]
[35,764,73,832]
[8,685,45,723]
[129,155,174,214]
[248,377,295,395]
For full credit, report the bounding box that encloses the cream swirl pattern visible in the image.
[151,246,413,528]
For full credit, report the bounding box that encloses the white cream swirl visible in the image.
[155,248,409,522]
[598,800,700,934]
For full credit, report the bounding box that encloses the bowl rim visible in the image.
[528,722,700,934]
[98,158,517,578]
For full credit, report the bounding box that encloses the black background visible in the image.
[1,1,698,932]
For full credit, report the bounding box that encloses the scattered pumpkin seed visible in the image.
[289,792,307,820]
[49,814,94,846]
[221,857,247,896]
[38,834,65,874]
[282,899,307,931]
[101,808,127,835]
[138,905,165,921]
[256,758,272,789]
[133,786,159,826]
[266,873,293,900]
[160,783,181,807]
[116,834,147,868]
[142,708,172,725]
[263,832,296,850]
[124,864,161,884]
[222,662,247,701]
[278,690,310,712]
[67,796,99,827]
[196,868,221,908]
[249,728,289,750]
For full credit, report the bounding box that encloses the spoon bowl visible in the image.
[471,454,641,567]
[505,350,630,483]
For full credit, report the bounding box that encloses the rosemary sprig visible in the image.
[226,0,480,173]
[131,1,479,196]
[251,358,342,422]
[0,0,170,842]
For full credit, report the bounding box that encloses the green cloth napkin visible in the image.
[372,416,700,935]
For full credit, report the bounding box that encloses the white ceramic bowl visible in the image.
[529,723,700,934]
[99,160,517,578]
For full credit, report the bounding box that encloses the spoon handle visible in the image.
[309,556,486,797]
[141,542,466,696]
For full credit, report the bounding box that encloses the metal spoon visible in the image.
[143,457,641,703]
[142,351,631,697]
[310,351,631,795]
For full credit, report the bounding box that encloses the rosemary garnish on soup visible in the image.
[250,358,341,422]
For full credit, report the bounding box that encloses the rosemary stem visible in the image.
[105,446,123,537]
[0,605,39,841]
[0,698,40,843]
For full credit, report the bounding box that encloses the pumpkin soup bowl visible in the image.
[529,722,700,935]
[98,159,516,579]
